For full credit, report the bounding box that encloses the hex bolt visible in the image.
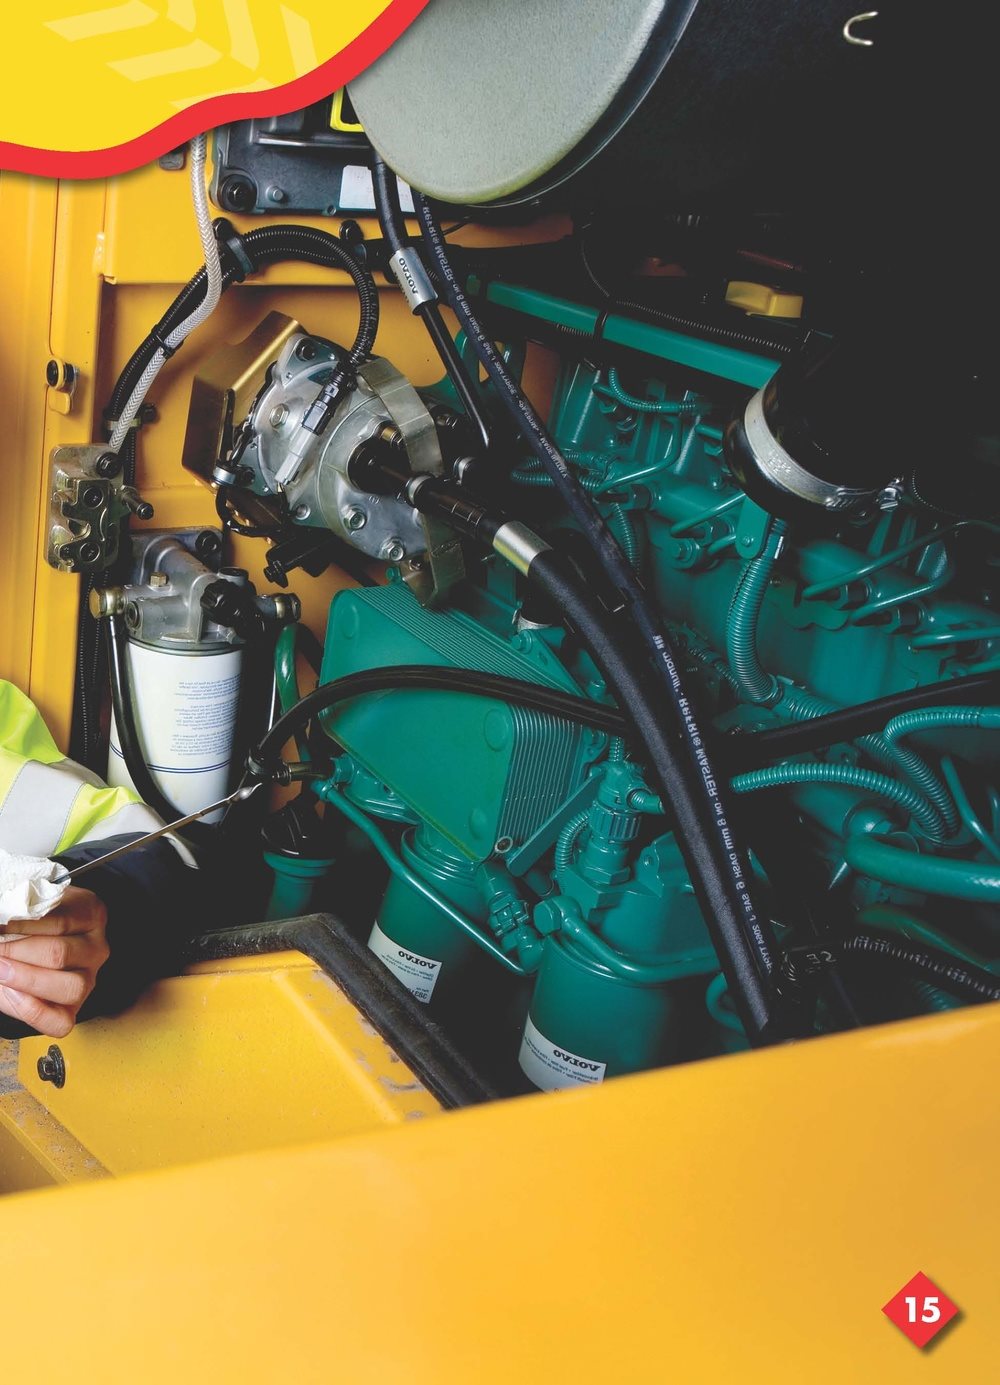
[269,404,289,429]
[220,175,256,213]
[148,573,169,589]
[381,538,407,563]
[37,1045,66,1088]
[95,453,122,478]
[88,586,125,619]
[345,507,368,532]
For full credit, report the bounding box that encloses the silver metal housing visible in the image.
[243,334,437,563]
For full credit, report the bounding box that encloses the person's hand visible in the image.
[0,887,110,1038]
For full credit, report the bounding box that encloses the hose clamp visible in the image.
[743,389,872,512]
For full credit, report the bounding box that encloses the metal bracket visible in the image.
[47,446,130,572]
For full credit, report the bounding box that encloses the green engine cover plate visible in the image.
[320,582,603,862]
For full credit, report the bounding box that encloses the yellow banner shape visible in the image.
[1,1,428,175]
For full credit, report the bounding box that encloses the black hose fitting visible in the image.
[301,364,357,438]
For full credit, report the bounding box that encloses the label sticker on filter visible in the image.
[368,922,442,1003]
[518,1016,607,1091]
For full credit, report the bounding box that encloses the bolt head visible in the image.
[269,404,289,429]
[149,572,169,588]
[194,530,222,561]
[95,453,122,478]
[345,507,367,532]
[382,538,406,563]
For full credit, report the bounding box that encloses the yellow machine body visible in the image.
[0,163,997,1380]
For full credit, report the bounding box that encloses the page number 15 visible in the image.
[905,1295,941,1324]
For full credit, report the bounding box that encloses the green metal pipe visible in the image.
[274,624,313,763]
[845,835,1000,903]
[910,625,1000,649]
[558,911,691,985]
[312,778,529,975]
[801,524,959,600]
[669,492,742,537]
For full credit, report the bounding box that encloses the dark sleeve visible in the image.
[0,834,214,1040]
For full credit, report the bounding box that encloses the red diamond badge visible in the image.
[882,1271,960,1348]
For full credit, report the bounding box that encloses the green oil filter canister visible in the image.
[519,935,676,1090]
[368,824,493,1008]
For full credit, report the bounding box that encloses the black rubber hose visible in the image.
[253,663,628,770]
[107,614,184,822]
[371,155,492,455]
[106,224,380,430]
[833,934,1000,1004]
[415,192,786,1044]
[721,670,1000,774]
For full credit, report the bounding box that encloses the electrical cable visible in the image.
[105,224,380,436]
[415,191,788,1044]
[252,664,628,772]
[371,155,492,455]
[721,671,1000,773]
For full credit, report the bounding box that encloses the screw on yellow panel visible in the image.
[330,89,364,133]
[725,280,804,319]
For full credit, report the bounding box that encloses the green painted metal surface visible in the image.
[482,281,780,388]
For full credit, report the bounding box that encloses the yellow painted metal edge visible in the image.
[2,1003,997,1381]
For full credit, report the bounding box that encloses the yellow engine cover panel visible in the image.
[1,1002,998,1381]
[6,951,438,1180]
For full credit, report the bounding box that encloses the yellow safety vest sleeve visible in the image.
[0,679,163,858]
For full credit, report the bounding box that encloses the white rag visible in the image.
[0,847,69,937]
